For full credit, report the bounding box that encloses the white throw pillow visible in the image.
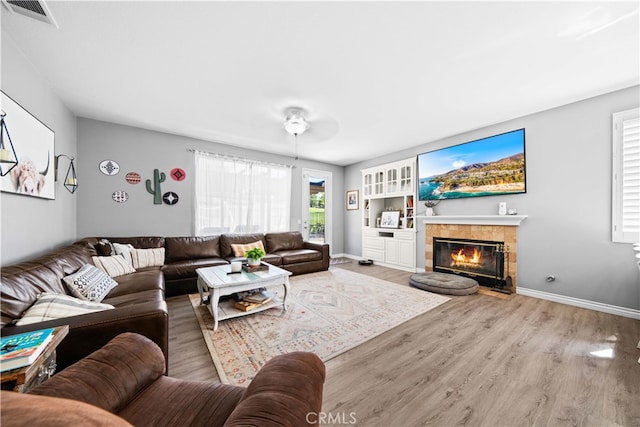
[130,248,165,269]
[112,243,135,266]
[63,264,118,302]
[15,293,115,326]
[92,255,136,277]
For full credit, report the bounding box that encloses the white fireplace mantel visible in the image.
[420,215,528,226]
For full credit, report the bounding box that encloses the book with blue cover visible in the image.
[0,328,55,372]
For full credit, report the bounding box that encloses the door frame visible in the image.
[301,168,332,251]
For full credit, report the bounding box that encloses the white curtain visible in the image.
[194,151,292,236]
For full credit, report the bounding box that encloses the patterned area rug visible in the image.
[190,268,450,386]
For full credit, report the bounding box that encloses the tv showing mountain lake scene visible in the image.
[418,128,526,201]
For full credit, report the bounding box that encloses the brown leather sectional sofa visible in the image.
[79,231,330,296]
[0,231,329,371]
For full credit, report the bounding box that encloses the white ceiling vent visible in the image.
[1,0,58,28]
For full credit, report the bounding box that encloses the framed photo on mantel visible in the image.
[346,189,358,210]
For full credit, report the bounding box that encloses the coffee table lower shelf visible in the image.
[217,297,284,320]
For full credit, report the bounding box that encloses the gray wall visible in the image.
[76,118,345,254]
[0,36,77,265]
[345,86,640,310]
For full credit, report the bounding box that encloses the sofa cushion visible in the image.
[15,293,115,326]
[276,249,323,264]
[161,258,229,280]
[230,240,265,257]
[266,232,304,253]
[131,248,165,269]
[63,264,119,302]
[220,233,265,258]
[113,243,135,265]
[0,245,92,327]
[103,270,165,297]
[164,236,221,263]
[92,255,136,277]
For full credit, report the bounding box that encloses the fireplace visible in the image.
[433,237,510,290]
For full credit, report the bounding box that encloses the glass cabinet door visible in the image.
[400,165,413,193]
[363,173,372,196]
[374,171,384,195]
[386,168,398,194]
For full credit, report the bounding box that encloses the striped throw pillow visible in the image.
[63,264,118,302]
[130,248,165,269]
[230,240,265,257]
[15,293,115,326]
[92,255,136,277]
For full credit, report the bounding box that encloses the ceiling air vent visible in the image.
[1,0,58,28]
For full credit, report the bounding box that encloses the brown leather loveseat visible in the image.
[1,333,326,427]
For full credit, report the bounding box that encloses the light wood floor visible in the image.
[167,263,640,427]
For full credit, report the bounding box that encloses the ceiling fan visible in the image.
[251,104,339,159]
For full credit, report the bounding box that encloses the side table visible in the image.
[1,325,69,393]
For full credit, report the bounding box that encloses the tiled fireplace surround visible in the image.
[424,216,527,290]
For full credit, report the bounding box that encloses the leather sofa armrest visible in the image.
[224,352,326,427]
[4,301,169,371]
[303,241,329,255]
[303,241,330,270]
[29,333,165,414]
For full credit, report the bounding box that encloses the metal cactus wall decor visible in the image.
[146,169,166,204]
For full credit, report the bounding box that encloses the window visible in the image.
[612,108,640,243]
[194,151,292,236]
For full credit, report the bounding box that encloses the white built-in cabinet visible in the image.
[361,158,416,271]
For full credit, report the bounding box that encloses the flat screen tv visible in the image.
[418,128,526,201]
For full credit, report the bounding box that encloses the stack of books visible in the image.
[234,290,275,312]
[1,328,55,372]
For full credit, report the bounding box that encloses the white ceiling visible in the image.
[2,1,639,166]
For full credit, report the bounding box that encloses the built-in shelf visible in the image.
[420,215,528,226]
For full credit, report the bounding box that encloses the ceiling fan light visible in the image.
[284,110,309,136]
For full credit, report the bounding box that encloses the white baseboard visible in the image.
[330,253,360,260]
[517,287,640,320]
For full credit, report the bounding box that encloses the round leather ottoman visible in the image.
[409,272,479,295]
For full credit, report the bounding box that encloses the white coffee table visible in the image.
[196,262,291,330]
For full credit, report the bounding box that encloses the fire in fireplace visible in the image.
[432,237,508,289]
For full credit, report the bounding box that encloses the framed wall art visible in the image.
[0,91,55,200]
[346,189,358,210]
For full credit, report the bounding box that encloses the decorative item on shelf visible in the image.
[0,111,18,177]
[380,211,400,228]
[244,247,265,267]
[425,200,441,216]
[146,168,166,204]
[55,154,78,194]
[346,189,359,210]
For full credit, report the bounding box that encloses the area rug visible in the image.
[190,268,450,386]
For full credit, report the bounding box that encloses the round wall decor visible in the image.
[99,160,120,176]
[170,168,186,181]
[112,190,129,203]
[125,172,141,184]
[162,191,179,205]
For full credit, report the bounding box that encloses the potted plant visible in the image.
[245,247,265,266]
